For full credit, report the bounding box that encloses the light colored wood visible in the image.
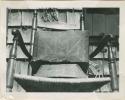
[58,11,67,23]
[14,74,110,83]
[22,11,33,26]
[6,35,17,92]
[108,42,119,91]
[7,45,30,58]
[8,11,21,26]
[13,61,28,92]
[67,11,80,28]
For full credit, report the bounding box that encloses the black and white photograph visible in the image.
[6,7,119,92]
[1,1,125,100]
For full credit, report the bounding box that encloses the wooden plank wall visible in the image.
[85,8,119,92]
[6,8,119,92]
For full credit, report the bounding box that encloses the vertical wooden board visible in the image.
[20,61,29,75]
[13,61,27,92]
[106,14,119,35]
[6,45,11,58]
[67,11,80,28]
[116,47,119,58]
[22,11,33,26]
[85,14,93,35]
[7,28,32,43]
[8,11,21,26]
[58,11,67,23]
[112,47,119,58]
[116,61,119,75]
[102,61,110,75]
[103,60,119,75]
[37,11,44,26]
[7,45,30,58]
[12,60,29,92]
[93,14,106,36]
[12,61,21,92]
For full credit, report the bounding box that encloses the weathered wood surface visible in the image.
[7,45,30,58]
[106,14,119,35]
[6,9,119,92]
[85,13,119,36]
[7,28,32,43]
[12,61,28,92]
[8,11,21,26]
[22,11,33,26]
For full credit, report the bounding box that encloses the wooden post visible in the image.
[108,40,119,92]
[6,29,18,92]
[28,10,37,75]
[80,9,85,31]
[30,10,37,55]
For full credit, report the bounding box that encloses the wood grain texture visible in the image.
[8,11,21,26]
[106,14,119,35]
[7,45,30,58]
[93,14,106,36]
[58,11,67,23]
[67,11,80,28]
[22,11,33,26]
[6,9,119,92]
[12,61,28,92]
[85,13,93,35]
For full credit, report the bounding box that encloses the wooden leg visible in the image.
[108,42,119,92]
[6,30,17,92]
[28,10,37,74]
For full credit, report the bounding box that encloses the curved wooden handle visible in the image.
[12,29,32,60]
